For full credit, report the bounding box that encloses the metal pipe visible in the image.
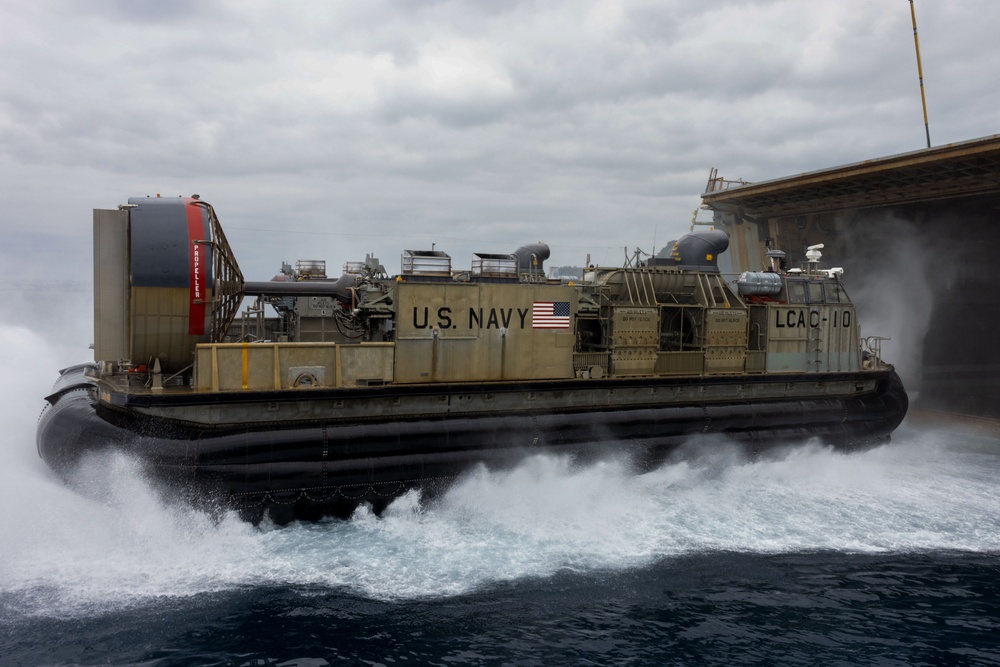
[244,276,359,296]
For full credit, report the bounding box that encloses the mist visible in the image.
[834,213,948,395]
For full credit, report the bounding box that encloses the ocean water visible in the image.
[2,319,1000,665]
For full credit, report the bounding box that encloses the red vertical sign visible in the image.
[185,201,206,335]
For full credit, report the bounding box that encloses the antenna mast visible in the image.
[909,0,931,148]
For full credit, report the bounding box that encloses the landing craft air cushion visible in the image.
[37,196,907,522]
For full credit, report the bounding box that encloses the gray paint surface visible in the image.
[127,197,211,288]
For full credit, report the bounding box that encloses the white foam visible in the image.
[2,315,1000,616]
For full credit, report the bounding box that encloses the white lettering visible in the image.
[193,244,202,299]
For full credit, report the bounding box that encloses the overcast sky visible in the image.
[2,0,998,285]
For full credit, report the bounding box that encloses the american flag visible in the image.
[532,301,571,329]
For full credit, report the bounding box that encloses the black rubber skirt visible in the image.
[37,365,908,522]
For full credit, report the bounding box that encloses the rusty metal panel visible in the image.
[193,342,394,391]
[765,304,859,372]
[518,284,575,379]
[131,286,193,370]
[393,339,434,383]
[394,282,483,383]
[395,282,482,339]
[704,308,748,374]
[610,306,658,376]
[340,343,394,385]
[275,343,335,388]
[764,305,810,372]
[394,281,575,382]
[193,342,276,391]
[195,345,214,390]
[654,352,704,375]
[813,305,860,372]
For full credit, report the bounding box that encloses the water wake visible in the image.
[2,423,998,617]
[3,319,999,617]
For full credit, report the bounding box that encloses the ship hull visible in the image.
[38,364,908,523]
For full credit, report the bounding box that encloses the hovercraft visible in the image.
[37,197,907,522]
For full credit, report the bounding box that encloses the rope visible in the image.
[229,476,447,507]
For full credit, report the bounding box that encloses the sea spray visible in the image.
[1,304,997,618]
[2,422,1000,618]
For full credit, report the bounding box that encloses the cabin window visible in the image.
[824,282,850,303]
[807,282,825,303]
[786,281,806,303]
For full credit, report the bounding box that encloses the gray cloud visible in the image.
[1,0,997,285]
